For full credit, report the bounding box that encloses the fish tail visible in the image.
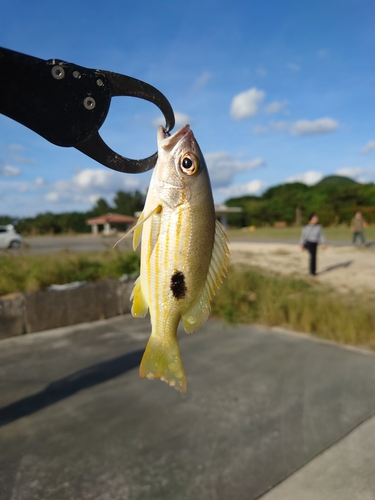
[139,334,187,393]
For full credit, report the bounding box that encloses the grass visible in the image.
[211,265,375,350]
[0,249,140,296]
[2,248,374,350]
[227,224,375,242]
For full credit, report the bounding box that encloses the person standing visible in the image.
[351,210,366,245]
[300,213,327,276]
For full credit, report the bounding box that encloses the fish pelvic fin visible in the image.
[112,205,162,250]
[139,334,187,394]
[182,219,230,333]
[130,277,148,317]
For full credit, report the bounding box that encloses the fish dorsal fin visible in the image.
[182,220,230,333]
[113,205,162,250]
[131,277,149,317]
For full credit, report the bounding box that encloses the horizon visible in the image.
[2,173,368,219]
[1,0,375,216]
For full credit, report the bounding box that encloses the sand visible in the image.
[228,241,375,296]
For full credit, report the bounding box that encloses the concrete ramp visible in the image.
[1,316,375,499]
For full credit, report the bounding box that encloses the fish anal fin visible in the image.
[182,291,211,333]
[182,219,230,333]
[131,277,149,318]
[139,334,187,393]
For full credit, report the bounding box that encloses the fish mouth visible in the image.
[158,124,192,150]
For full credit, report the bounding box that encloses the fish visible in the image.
[130,124,229,393]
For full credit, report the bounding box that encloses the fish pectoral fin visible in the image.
[140,334,187,393]
[130,277,149,317]
[113,205,162,250]
[132,212,144,250]
[182,220,230,333]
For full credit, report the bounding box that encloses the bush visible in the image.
[0,251,140,295]
[211,265,375,349]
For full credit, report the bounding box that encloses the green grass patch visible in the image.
[211,265,375,349]
[227,225,375,241]
[0,250,140,296]
[2,249,374,350]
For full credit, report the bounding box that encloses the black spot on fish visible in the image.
[170,271,187,300]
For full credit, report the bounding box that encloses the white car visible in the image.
[0,225,23,249]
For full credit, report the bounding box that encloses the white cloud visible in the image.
[317,49,329,59]
[13,155,37,165]
[230,88,265,120]
[252,125,269,134]
[45,192,59,202]
[287,62,300,71]
[0,165,21,177]
[9,144,23,152]
[265,100,288,114]
[174,112,192,128]
[0,177,45,194]
[256,67,267,77]
[35,177,45,186]
[73,169,114,189]
[335,167,364,179]
[205,151,265,187]
[216,180,267,199]
[360,140,375,154]
[152,111,191,129]
[271,121,289,132]
[270,118,339,136]
[290,117,338,136]
[286,170,323,186]
[192,71,212,92]
[8,143,36,164]
[45,168,142,205]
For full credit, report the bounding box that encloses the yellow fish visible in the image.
[130,124,229,393]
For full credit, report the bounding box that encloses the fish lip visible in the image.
[158,124,191,150]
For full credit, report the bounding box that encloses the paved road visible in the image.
[1,316,375,499]
[10,234,134,255]
[3,234,369,255]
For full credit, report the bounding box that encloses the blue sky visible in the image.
[1,0,375,216]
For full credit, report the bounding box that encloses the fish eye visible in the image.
[180,154,199,175]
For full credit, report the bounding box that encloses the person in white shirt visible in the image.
[300,213,327,276]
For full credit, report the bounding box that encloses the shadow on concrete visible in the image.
[0,349,143,427]
[319,260,353,275]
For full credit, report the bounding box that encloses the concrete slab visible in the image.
[260,413,375,500]
[0,293,24,338]
[1,316,375,500]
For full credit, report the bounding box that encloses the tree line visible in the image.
[2,177,375,234]
[0,190,146,235]
[226,176,375,227]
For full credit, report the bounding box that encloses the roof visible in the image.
[214,204,242,215]
[86,213,137,225]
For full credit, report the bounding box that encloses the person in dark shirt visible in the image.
[300,213,327,276]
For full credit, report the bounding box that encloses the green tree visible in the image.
[90,198,113,216]
[224,177,375,227]
[0,215,17,226]
[113,190,145,216]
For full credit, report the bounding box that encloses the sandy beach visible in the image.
[229,241,375,296]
